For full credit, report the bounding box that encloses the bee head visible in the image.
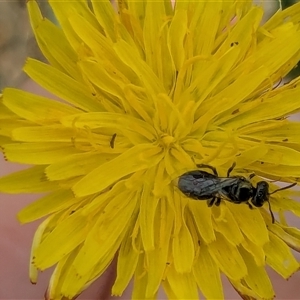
[252,181,275,224]
[252,181,269,207]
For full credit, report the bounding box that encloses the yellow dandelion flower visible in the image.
[1,0,300,299]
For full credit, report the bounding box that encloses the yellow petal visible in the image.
[172,191,194,273]
[34,212,88,270]
[72,191,137,276]
[0,97,18,119]
[168,9,187,70]
[212,204,244,246]
[240,247,275,299]
[27,1,80,80]
[29,217,52,284]
[268,223,300,252]
[60,112,156,142]
[24,59,104,112]
[200,66,269,124]
[3,142,80,165]
[0,165,58,193]
[132,253,152,300]
[113,39,164,95]
[48,0,102,51]
[251,161,300,178]
[139,169,160,251]
[230,280,263,300]
[226,202,269,246]
[3,88,80,124]
[67,11,136,83]
[190,2,221,58]
[191,48,242,132]
[209,232,247,281]
[88,0,117,42]
[143,1,173,91]
[220,85,300,129]
[112,222,141,296]
[215,7,263,61]
[193,244,224,299]
[45,152,117,181]
[18,190,78,223]
[12,125,83,143]
[0,119,35,138]
[73,144,162,197]
[239,120,300,144]
[263,1,300,30]
[269,193,300,217]
[241,236,266,267]
[163,265,198,300]
[61,246,116,299]
[145,199,174,298]
[188,201,216,244]
[0,136,12,147]
[47,246,80,300]
[235,144,269,168]
[260,144,300,166]
[78,59,126,101]
[264,232,300,279]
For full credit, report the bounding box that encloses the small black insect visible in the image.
[110,133,117,149]
[178,163,296,223]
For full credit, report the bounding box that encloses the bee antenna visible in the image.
[267,199,275,224]
[269,182,297,195]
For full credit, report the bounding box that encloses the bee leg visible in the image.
[247,202,253,209]
[214,197,222,206]
[249,173,255,179]
[207,197,216,207]
[196,164,218,176]
[227,162,236,177]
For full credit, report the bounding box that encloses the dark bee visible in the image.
[178,163,296,223]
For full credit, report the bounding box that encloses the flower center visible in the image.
[159,133,175,148]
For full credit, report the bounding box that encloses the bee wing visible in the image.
[178,173,236,199]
